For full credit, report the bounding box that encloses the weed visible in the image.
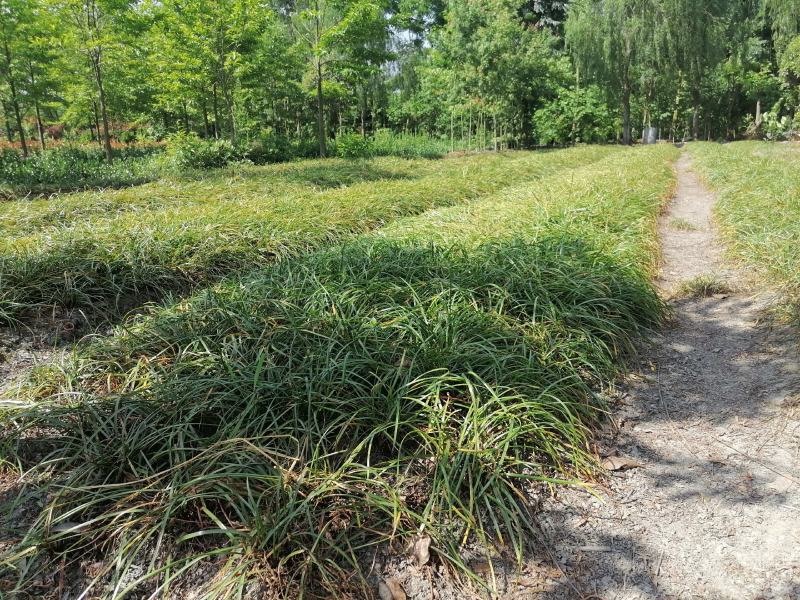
[669,217,698,231]
[675,274,732,298]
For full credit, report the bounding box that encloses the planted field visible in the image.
[689,141,800,322]
[1,145,679,598]
[0,147,617,325]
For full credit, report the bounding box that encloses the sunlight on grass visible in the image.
[0,145,679,598]
[0,147,618,326]
[689,141,800,322]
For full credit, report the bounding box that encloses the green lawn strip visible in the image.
[0,146,618,324]
[1,145,678,597]
[689,141,800,322]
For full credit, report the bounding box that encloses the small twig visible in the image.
[714,437,800,486]
[654,548,665,590]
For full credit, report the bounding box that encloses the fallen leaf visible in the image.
[412,535,431,566]
[602,456,644,471]
[469,559,492,575]
[378,578,407,600]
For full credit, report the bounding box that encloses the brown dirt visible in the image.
[530,152,800,600]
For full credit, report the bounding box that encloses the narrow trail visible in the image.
[534,153,800,600]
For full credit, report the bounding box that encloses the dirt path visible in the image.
[533,153,800,599]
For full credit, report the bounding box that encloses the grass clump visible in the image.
[370,130,465,159]
[0,145,678,597]
[689,141,800,322]
[675,274,732,298]
[0,146,617,325]
[669,217,699,231]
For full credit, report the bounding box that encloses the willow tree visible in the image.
[657,0,729,139]
[766,0,800,54]
[566,0,656,144]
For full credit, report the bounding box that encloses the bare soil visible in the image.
[530,153,800,600]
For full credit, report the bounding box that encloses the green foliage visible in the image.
[533,86,618,144]
[335,132,374,158]
[1,145,676,597]
[165,133,244,170]
[0,145,162,197]
[371,130,457,158]
[246,133,300,164]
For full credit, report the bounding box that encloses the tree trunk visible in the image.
[315,58,326,157]
[450,111,454,152]
[221,78,236,143]
[3,39,27,157]
[2,99,15,145]
[621,81,632,145]
[34,99,45,151]
[90,50,113,163]
[28,62,46,150]
[691,87,701,141]
[202,98,210,138]
[181,100,190,132]
[212,83,221,139]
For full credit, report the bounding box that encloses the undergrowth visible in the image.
[0,145,163,198]
[689,141,800,322]
[0,145,679,598]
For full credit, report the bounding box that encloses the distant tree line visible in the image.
[1,0,799,159]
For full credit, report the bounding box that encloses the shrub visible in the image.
[165,132,244,170]
[533,86,618,145]
[335,132,374,158]
[247,132,295,164]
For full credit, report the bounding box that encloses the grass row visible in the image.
[0,145,679,598]
[688,141,800,322]
[0,146,618,325]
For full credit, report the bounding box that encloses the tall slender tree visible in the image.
[566,0,656,144]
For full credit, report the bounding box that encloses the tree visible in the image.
[0,0,33,155]
[290,0,389,156]
[658,0,729,139]
[566,0,656,144]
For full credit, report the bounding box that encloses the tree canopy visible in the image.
[1,0,799,155]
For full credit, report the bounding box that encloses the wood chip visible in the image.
[602,456,644,471]
[378,578,407,600]
[412,535,431,566]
